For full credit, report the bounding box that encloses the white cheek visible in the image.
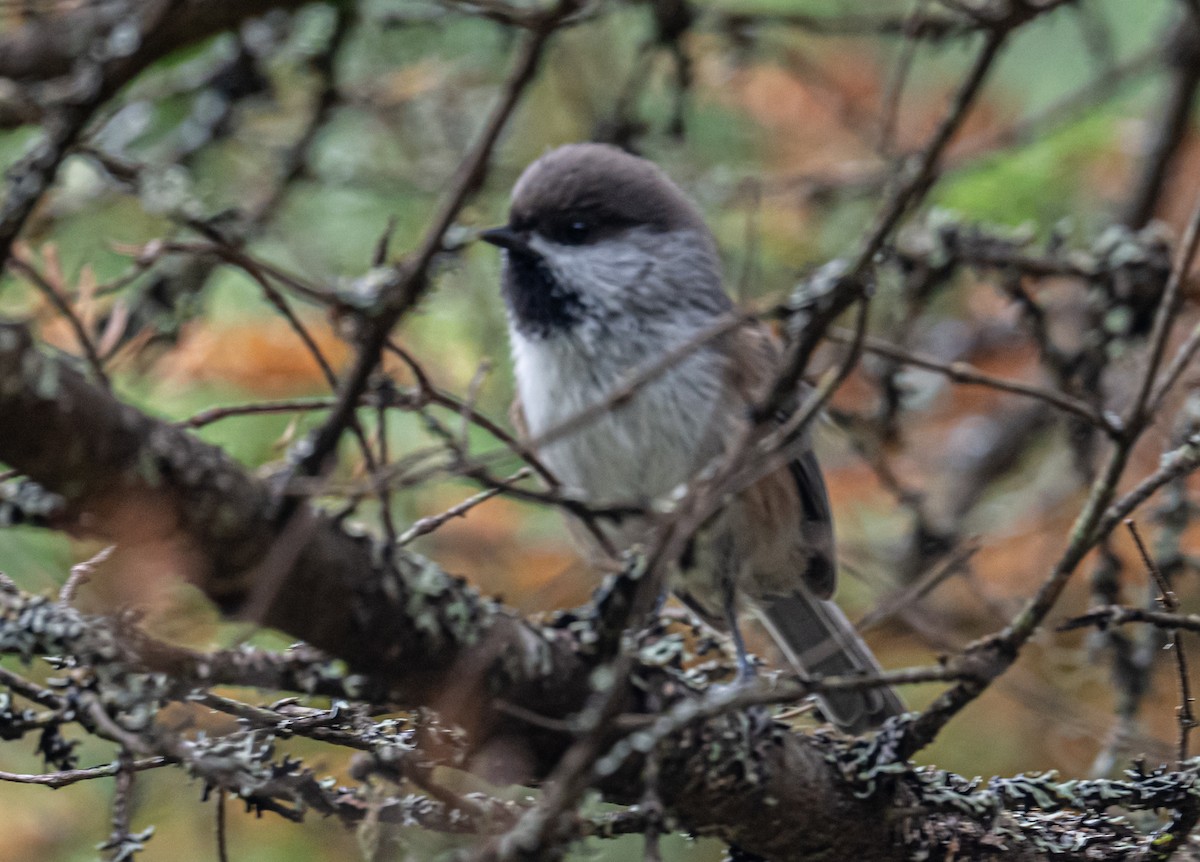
[532,228,726,321]
[532,239,655,315]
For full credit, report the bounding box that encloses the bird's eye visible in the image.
[546,218,594,245]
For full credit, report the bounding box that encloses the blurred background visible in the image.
[0,0,1198,858]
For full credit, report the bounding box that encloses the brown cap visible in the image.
[510,143,709,236]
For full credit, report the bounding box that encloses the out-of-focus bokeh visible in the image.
[1,0,1199,859]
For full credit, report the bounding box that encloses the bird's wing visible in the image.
[787,448,837,598]
[726,324,902,730]
[721,323,836,598]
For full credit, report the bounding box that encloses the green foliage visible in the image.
[934,110,1124,229]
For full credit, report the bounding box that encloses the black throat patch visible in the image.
[502,250,585,338]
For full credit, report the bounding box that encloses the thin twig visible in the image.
[295,4,570,482]
[217,788,230,862]
[146,239,333,306]
[1120,12,1200,228]
[876,0,932,156]
[396,469,530,546]
[1094,438,1200,549]
[1127,518,1195,762]
[761,21,1009,418]
[1060,605,1200,636]
[103,752,136,862]
[898,188,1200,760]
[180,399,337,429]
[827,327,1117,433]
[0,757,170,789]
[59,544,115,603]
[383,344,559,486]
[9,254,111,388]
[1127,186,1200,435]
[852,23,1008,277]
[857,539,981,632]
[1127,519,1177,607]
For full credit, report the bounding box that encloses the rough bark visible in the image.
[0,0,313,88]
[3,323,1198,862]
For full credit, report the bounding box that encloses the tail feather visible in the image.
[756,591,904,734]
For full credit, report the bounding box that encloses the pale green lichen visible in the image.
[817,716,1199,858]
[209,500,244,539]
[135,449,166,488]
[26,351,58,398]
[638,634,684,667]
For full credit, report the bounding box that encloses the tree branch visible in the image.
[4,289,1200,860]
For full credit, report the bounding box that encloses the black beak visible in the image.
[479,225,536,257]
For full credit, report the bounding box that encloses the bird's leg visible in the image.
[723,579,755,683]
[651,588,668,616]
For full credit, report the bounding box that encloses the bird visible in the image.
[480,142,903,733]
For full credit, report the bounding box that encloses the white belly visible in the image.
[512,329,729,506]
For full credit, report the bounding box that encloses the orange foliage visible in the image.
[699,44,1006,177]
[421,492,591,613]
[162,317,351,394]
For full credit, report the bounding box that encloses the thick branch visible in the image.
[0,321,552,698]
[5,321,1185,860]
[0,0,310,86]
[0,320,876,858]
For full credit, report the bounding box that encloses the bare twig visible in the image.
[857,539,981,632]
[760,20,1010,418]
[1126,519,1196,762]
[59,544,115,603]
[216,788,230,862]
[396,469,529,546]
[1060,605,1200,636]
[898,189,1200,760]
[295,3,575,481]
[181,398,338,429]
[9,254,110,388]
[1126,186,1200,435]
[0,758,171,789]
[383,342,559,486]
[1120,12,1200,228]
[827,327,1117,433]
[876,0,932,156]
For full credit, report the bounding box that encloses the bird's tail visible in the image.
[756,591,904,734]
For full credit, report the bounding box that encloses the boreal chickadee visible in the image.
[481,143,901,732]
